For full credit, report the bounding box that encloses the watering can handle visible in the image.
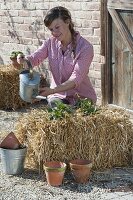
[25,59,33,79]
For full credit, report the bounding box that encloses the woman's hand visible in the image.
[39,80,76,97]
[39,87,55,96]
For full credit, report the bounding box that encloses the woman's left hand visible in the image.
[39,87,54,96]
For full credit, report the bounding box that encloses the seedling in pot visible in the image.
[10,51,24,69]
[10,51,24,60]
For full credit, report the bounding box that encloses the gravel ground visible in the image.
[0,105,133,200]
[0,165,133,200]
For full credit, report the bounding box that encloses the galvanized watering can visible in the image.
[19,69,40,102]
[19,60,46,102]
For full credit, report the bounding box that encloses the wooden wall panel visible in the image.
[112,11,133,109]
[101,1,133,109]
[108,0,133,10]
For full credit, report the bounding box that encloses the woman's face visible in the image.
[48,18,71,43]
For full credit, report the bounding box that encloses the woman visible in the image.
[17,6,97,107]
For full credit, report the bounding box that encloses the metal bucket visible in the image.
[19,69,40,103]
[0,147,27,175]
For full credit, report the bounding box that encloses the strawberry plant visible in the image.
[75,98,97,116]
[47,101,74,120]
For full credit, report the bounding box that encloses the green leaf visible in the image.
[48,101,73,120]
[10,51,24,58]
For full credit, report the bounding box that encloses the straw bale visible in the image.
[0,65,28,110]
[15,106,133,171]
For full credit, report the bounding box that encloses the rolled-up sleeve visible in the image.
[69,44,94,88]
[26,39,49,66]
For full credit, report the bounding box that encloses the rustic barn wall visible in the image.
[104,0,133,110]
[0,0,103,104]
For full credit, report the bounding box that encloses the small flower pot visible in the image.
[69,159,92,184]
[43,161,66,187]
[0,132,21,149]
[10,57,22,70]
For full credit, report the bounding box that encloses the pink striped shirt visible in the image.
[27,32,97,104]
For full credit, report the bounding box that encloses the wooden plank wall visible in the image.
[112,11,133,109]
[101,0,133,108]
[107,0,133,10]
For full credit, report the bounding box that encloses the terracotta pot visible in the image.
[69,159,92,184]
[0,132,21,149]
[43,161,66,186]
[10,58,22,70]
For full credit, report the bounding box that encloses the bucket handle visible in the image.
[25,60,33,80]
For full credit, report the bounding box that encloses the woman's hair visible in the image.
[44,6,76,57]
